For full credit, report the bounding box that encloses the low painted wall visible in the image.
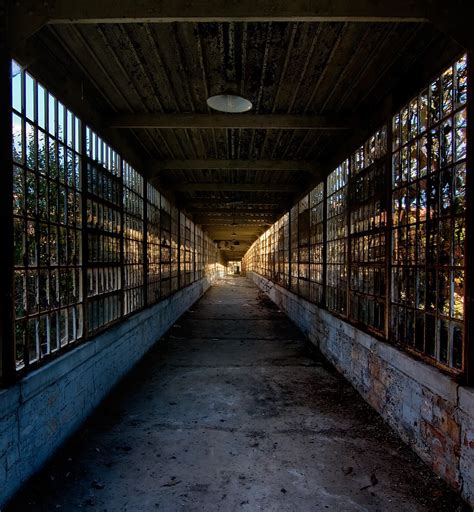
[249,272,474,507]
[0,276,213,505]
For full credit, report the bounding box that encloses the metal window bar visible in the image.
[309,183,325,306]
[326,160,349,315]
[84,128,122,334]
[123,161,145,315]
[243,53,468,379]
[12,64,84,372]
[348,127,388,335]
[390,54,467,374]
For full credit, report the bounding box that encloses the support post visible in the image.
[80,124,89,340]
[143,180,148,307]
[322,179,328,308]
[346,159,352,320]
[0,5,15,384]
[385,111,394,340]
[464,51,474,384]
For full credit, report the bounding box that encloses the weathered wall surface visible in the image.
[0,277,213,505]
[249,272,474,507]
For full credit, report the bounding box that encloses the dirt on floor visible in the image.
[5,277,471,512]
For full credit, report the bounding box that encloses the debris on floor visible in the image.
[5,277,468,512]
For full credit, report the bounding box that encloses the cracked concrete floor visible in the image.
[6,276,467,511]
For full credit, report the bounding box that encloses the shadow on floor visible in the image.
[5,277,470,511]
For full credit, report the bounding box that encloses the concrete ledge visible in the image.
[249,272,474,508]
[0,276,213,506]
[20,341,97,403]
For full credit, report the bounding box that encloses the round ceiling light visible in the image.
[207,94,252,113]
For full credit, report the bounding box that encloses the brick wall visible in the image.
[249,272,474,507]
[0,276,214,506]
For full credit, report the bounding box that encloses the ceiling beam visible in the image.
[197,215,274,221]
[110,114,354,130]
[209,235,260,240]
[215,240,252,244]
[152,160,316,174]
[187,208,279,214]
[195,217,275,225]
[216,246,250,250]
[182,198,286,206]
[194,211,276,217]
[171,183,300,193]
[9,1,470,55]
[10,1,430,27]
[210,238,260,243]
[194,216,276,225]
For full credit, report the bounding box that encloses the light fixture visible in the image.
[207,94,252,114]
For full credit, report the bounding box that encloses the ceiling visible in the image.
[10,6,463,259]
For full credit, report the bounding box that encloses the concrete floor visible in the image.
[6,276,467,511]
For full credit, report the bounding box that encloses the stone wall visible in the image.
[249,272,474,507]
[0,276,213,505]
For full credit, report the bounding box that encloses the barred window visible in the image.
[267,227,274,280]
[189,219,196,283]
[290,204,298,290]
[391,54,467,372]
[261,231,268,277]
[349,128,387,334]
[123,162,144,314]
[309,183,325,305]
[256,238,261,275]
[161,195,172,297]
[185,216,193,285]
[267,228,270,279]
[326,160,349,314]
[270,225,277,281]
[275,214,289,287]
[146,184,161,304]
[268,228,274,279]
[195,226,203,280]
[179,213,186,287]
[203,236,210,275]
[241,55,468,378]
[281,213,290,287]
[8,62,222,379]
[273,220,280,283]
[171,206,179,293]
[12,63,83,370]
[298,195,310,299]
[85,128,121,333]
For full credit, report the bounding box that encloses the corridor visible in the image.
[6,277,462,511]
